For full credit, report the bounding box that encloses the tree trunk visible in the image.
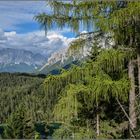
[128,60,137,136]
[137,53,140,95]
[96,103,100,137]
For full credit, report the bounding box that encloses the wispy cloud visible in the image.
[0,28,74,56]
[0,1,75,57]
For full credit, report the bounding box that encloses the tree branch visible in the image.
[116,98,136,138]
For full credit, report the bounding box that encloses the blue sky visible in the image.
[0,1,75,56]
[0,1,45,32]
[0,1,75,37]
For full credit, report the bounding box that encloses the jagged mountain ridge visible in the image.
[0,48,48,73]
[0,32,112,73]
[39,31,113,74]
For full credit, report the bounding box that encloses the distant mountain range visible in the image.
[0,48,47,73]
[0,32,112,74]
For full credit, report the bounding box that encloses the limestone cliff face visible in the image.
[39,31,113,73]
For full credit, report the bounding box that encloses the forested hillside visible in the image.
[0,73,48,139]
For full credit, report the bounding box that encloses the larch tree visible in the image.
[35,0,140,137]
[43,48,131,138]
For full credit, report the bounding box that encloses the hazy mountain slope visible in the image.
[0,48,48,73]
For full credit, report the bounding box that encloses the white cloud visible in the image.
[0,1,76,57]
[0,28,75,57]
[5,31,16,37]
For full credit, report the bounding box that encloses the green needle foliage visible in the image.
[41,47,131,138]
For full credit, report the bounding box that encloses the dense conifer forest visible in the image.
[0,0,140,139]
[0,73,47,138]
